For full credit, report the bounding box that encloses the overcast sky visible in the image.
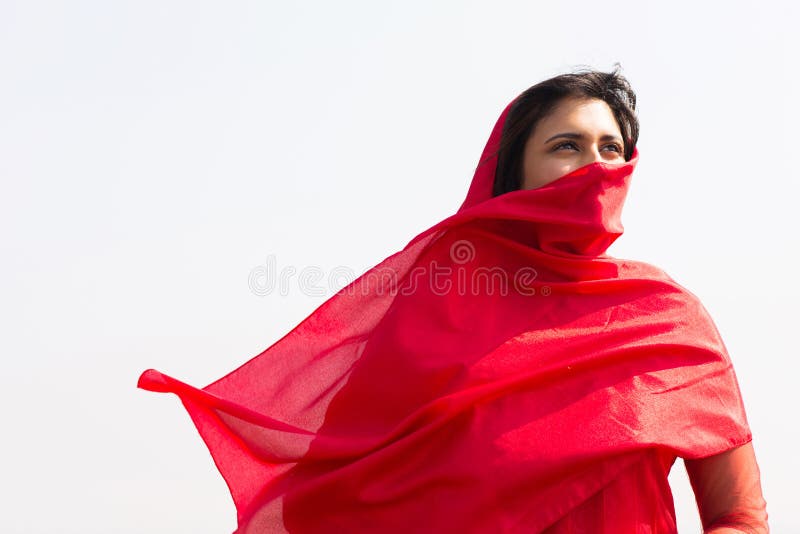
[1,1,797,532]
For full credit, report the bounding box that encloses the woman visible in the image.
[139,66,768,533]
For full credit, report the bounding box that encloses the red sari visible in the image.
[139,97,753,533]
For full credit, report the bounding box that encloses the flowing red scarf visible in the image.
[139,98,752,533]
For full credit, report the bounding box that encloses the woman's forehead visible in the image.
[532,98,622,138]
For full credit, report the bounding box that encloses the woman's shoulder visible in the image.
[611,257,721,322]
[614,258,700,298]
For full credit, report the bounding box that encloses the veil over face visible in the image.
[139,92,751,533]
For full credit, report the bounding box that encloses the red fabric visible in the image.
[138,95,752,533]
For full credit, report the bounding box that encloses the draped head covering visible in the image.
[139,93,752,533]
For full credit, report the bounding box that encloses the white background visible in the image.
[1,1,796,532]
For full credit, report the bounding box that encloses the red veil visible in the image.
[139,97,752,533]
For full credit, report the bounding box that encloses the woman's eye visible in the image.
[554,141,577,151]
[552,142,623,153]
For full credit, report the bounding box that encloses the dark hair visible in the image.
[492,64,639,197]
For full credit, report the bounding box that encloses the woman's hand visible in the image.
[684,441,769,533]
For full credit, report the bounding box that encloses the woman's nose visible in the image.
[581,146,605,166]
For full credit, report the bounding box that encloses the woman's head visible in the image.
[492,65,639,195]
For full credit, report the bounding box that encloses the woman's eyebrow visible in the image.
[544,132,623,144]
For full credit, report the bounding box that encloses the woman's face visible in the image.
[521,97,626,190]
